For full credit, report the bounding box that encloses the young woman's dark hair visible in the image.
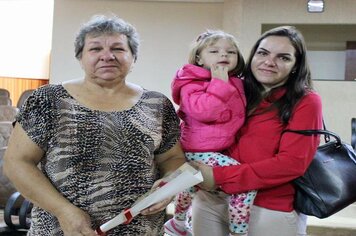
[244,26,313,124]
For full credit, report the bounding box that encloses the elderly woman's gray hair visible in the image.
[74,15,140,61]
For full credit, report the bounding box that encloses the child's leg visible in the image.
[186,152,258,235]
[190,152,257,235]
[173,187,197,221]
[228,190,257,235]
[163,152,203,235]
[165,187,196,235]
[169,152,209,221]
[186,152,239,166]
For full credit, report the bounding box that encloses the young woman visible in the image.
[191,26,323,236]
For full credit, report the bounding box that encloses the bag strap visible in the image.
[282,129,342,147]
[322,119,330,142]
[352,118,356,150]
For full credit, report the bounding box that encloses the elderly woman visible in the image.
[3,15,186,236]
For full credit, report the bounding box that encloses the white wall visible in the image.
[308,51,345,81]
[223,0,356,57]
[222,0,356,143]
[51,0,356,143]
[50,0,223,96]
[314,80,355,142]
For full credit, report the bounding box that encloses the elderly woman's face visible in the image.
[80,33,134,82]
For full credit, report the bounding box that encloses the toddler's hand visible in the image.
[211,64,229,82]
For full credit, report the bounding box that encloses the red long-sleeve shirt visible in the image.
[213,88,323,212]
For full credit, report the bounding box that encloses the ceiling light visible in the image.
[308,0,324,13]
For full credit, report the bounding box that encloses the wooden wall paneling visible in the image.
[345,41,356,81]
[0,77,48,106]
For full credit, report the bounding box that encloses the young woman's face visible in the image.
[197,38,238,73]
[80,33,135,83]
[251,36,297,91]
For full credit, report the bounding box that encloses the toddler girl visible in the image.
[164,30,257,236]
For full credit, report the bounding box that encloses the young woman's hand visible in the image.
[189,161,216,191]
[211,64,229,82]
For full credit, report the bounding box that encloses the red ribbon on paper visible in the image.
[95,181,168,234]
[123,208,133,224]
[95,208,133,235]
[95,226,107,236]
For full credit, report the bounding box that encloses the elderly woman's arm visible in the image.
[141,142,186,215]
[3,124,97,236]
[156,142,186,177]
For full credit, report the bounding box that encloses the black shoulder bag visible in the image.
[283,128,356,218]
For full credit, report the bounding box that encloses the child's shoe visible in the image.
[164,218,192,236]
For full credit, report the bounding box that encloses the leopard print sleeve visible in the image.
[151,91,180,155]
[16,84,59,151]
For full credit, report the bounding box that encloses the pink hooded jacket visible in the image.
[171,64,246,152]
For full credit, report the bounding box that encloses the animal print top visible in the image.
[17,84,180,236]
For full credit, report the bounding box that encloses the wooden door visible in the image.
[345,41,356,81]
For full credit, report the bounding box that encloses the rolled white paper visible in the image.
[98,163,203,233]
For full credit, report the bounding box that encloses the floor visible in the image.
[307,226,356,236]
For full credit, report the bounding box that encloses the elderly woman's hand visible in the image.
[56,204,97,236]
[189,161,216,191]
[140,179,174,215]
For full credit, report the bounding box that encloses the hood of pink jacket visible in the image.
[172,64,214,105]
